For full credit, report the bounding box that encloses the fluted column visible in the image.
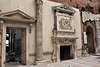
[35,0,43,62]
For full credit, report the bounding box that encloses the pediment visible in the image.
[53,5,76,15]
[0,10,35,21]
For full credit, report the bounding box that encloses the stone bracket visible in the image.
[29,24,33,33]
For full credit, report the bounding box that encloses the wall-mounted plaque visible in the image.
[56,13,75,32]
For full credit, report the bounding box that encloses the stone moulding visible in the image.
[0,10,36,33]
[52,4,77,62]
[53,36,78,39]
[52,30,75,33]
[52,5,76,15]
[0,16,35,23]
[0,10,36,23]
[52,29,78,62]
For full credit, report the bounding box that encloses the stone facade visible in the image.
[52,5,78,62]
[95,14,100,53]
[82,20,96,56]
[0,0,82,67]
[80,11,97,56]
[50,0,100,14]
[50,0,99,56]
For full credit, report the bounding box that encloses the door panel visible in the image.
[0,23,3,67]
[21,29,26,64]
[87,26,95,53]
[87,32,95,53]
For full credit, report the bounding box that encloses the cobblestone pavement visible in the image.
[6,54,100,67]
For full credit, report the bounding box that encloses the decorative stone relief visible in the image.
[59,18,72,30]
[60,5,72,11]
[59,39,75,44]
[57,14,74,32]
[52,5,77,62]
[53,5,76,15]
[57,32,75,36]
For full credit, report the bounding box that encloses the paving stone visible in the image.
[6,55,100,67]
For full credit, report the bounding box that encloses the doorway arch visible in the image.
[86,26,95,53]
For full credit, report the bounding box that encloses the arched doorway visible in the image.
[86,26,95,53]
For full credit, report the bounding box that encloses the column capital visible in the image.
[0,21,4,24]
[36,0,43,4]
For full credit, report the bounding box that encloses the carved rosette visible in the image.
[56,13,75,32]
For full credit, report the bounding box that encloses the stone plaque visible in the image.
[57,13,75,32]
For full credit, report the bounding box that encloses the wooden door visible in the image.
[0,23,3,67]
[21,29,26,64]
[87,32,95,53]
[86,26,95,53]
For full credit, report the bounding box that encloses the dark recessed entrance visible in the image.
[6,28,22,62]
[60,46,73,61]
[6,27,26,66]
[86,26,95,53]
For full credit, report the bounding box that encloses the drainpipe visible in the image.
[35,0,44,65]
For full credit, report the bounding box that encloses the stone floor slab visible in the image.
[5,54,100,67]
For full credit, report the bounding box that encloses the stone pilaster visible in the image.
[35,0,44,65]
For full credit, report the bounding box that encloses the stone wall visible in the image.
[0,0,36,65]
[42,0,82,61]
[95,14,100,53]
[0,0,82,65]
[50,0,100,14]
